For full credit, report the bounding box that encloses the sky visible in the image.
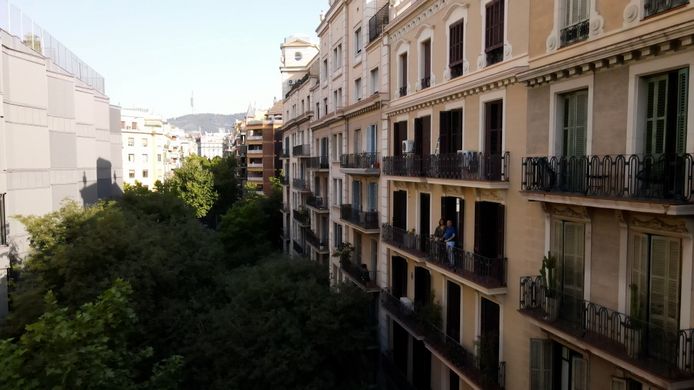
[10,0,326,118]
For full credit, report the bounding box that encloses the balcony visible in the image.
[340,153,380,175]
[519,276,694,383]
[381,224,507,292]
[560,19,589,47]
[247,148,263,154]
[421,76,431,89]
[280,149,290,159]
[368,3,389,43]
[293,208,310,226]
[304,229,329,253]
[279,176,289,186]
[398,86,407,97]
[292,178,311,192]
[293,144,310,157]
[293,240,306,256]
[307,156,329,170]
[521,154,694,213]
[306,195,329,212]
[644,0,689,17]
[381,291,505,389]
[383,152,510,186]
[340,204,379,232]
[340,258,378,292]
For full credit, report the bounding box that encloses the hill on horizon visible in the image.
[168,113,245,133]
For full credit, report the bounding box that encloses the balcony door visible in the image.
[419,193,430,251]
[474,201,504,259]
[352,180,362,210]
[439,109,462,154]
[551,220,585,322]
[366,125,377,154]
[484,100,503,180]
[367,183,378,212]
[414,116,431,157]
[354,129,362,154]
[412,338,431,390]
[391,256,408,298]
[446,281,461,342]
[394,121,407,155]
[414,267,431,306]
[480,298,500,382]
[631,233,681,359]
[392,320,409,374]
[393,190,407,230]
[558,90,588,192]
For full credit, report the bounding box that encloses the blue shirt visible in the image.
[443,226,456,241]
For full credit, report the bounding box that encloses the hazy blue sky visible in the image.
[11,0,325,118]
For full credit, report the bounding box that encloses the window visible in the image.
[354,78,362,101]
[420,39,432,89]
[316,102,321,119]
[324,98,328,115]
[559,89,588,157]
[368,182,378,211]
[354,129,362,153]
[551,220,585,321]
[352,180,362,210]
[294,51,303,61]
[322,59,328,80]
[333,44,342,71]
[128,170,135,179]
[120,120,125,129]
[142,154,148,163]
[399,53,408,97]
[142,138,148,147]
[334,223,343,247]
[332,134,338,161]
[485,0,505,65]
[370,67,379,95]
[366,125,377,154]
[157,154,162,162]
[439,109,463,153]
[449,20,465,78]
[142,170,149,178]
[128,154,135,162]
[560,0,589,46]
[354,27,363,54]
[644,0,689,18]
[337,133,343,159]
[128,137,135,147]
[530,340,587,390]
[334,90,338,109]
[132,122,138,130]
[642,68,688,155]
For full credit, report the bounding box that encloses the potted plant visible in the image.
[332,242,355,268]
[539,251,559,321]
[622,284,643,359]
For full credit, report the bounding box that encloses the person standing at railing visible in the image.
[443,220,456,267]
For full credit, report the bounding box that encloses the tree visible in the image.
[156,155,217,218]
[205,156,243,227]
[183,259,377,390]
[0,279,181,390]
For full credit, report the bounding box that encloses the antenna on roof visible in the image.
[190,91,195,115]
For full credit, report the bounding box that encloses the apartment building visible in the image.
[121,109,169,188]
[0,5,122,317]
[238,103,283,194]
[281,0,694,388]
[516,1,694,389]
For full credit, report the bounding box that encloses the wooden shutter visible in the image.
[562,90,589,157]
[485,100,503,156]
[440,111,451,154]
[496,203,505,259]
[646,75,669,155]
[449,20,464,66]
[414,117,423,156]
[530,338,552,390]
[474,202,481,254]
[485,0,505,52]
[451,109,463,152]
[676,68,689,154]
[571,356,587,390]
[424,40,431,78]
[649,235,681,332]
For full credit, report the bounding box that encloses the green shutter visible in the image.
[645,75,668,155]
[649,235,680,331]
[676,68,689,154]
[530,339,552,390]
[630,233,649,317]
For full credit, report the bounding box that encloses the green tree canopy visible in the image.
[156,155,217,218]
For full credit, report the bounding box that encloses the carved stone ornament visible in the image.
[477,189,504,203]
[443,185,464,196]
[444,68,451,81]
[463,59,470,73]
[589,14,604,36]
[546,33,559,52]
[547,204,589,221]
[477,53,486,69]
[615,210,626,225]
[503,42,512,59]
[623,2,640,25]
[630,216,688,234]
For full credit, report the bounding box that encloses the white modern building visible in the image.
[196,129,231,159]
[0,3,123,317]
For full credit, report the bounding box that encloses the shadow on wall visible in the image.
[80,158,123,206]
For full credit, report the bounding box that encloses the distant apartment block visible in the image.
[0,2,123,317]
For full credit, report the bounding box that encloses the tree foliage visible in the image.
[0,280,181,390]
[156,155,217,218]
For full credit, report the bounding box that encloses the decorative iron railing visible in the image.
[521,154,694,202]
[280,149,290,158]
[292,144,310,156]
[383,152,510,182]
[519,276,694,378]
[398,86,407,97]
[368,3,389,43]
[306,195,328,210]
[340,258,378,290]
[304,229,328,251]
[292,178,310,191]
[645,0,689,17]
[421,76,431,89]
[340,152,380,170]
[340,204,379,230]
[381,291,505,389]
[307,156,329,169]
[293,208,309,225]
[560,19,589,47]
[381,224,425,256]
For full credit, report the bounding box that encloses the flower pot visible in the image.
[544,296,559,321]
[623,324,642,359]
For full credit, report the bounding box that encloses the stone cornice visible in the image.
[280,111,313,132]
[387,0,451,43]
[343,93,389,119]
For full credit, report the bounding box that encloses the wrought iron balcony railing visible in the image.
[381,224,507,289]
[280,149,290,158]
[292,178,310,191]
[381,291,505,389]
[519,276,694,379]
[307,156,329,169]
[368,3,389,43]
[645,0,689,17]
[340,152,380,170]
[340,204,379,230]
[304,229,328,251]
[421,76,431,89]
[398,86,407,97]
[560,19,589,47]
[293,208,309,225]
[306,195,328,210]
[292,144,310,157]
[383,152,510,182]
[521,154,694,202]
[340,258,378,291]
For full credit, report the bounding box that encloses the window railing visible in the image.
[421,76,431,89]
[382,224,507,288]
[368,3,390,43]
[340,152,380,170]
[293,208,310,225]
[0,193,6,246]
[521,154,694,202]
[560,19,589,47]
[280,149,290,158]
[292,144,310,156]
[292,178,310,191]
[304,228,328,251]
[644,0,689,17]
[307,156,329,169]
[340,257,378,290]
[340,204,379,230]
[519,276,694,378]
[399,86,407,97]
[381,290,505,389]
[306,195,328,210]
[383,152,510,182]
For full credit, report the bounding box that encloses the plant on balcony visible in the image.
[540,252,559,321]
[474,334,500,389]
[332,242,355,267]
[414,291,442,330]
[623,283,644,359]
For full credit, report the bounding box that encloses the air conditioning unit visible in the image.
[400,297,414,312]
[402,140,415,154]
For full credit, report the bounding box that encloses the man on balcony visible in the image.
[443,220,456,267]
